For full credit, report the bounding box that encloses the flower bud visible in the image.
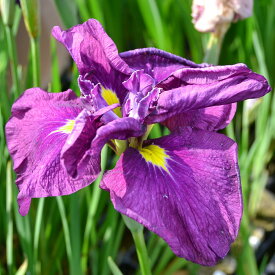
[192,0,253,33]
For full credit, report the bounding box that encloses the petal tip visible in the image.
[18,197,31,216]
[51,25,63,41]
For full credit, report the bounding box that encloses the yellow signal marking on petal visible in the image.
[139,145,169,172]
[101,87,122,117]
[51,119,75,134]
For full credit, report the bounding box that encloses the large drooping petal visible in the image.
[101,128,242,265]
[162,103,236,132]
[120,48,208,83]
[147,64,271,123]
[5,88,101,215]
[62,117,145,179]
[52,19,132,100]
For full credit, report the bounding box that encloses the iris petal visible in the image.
[162,103,237,132]
[52,19,132,100]
[148,64,271,123]
[101,127,242,265]
[61,109,98,178]
[123,70,160,121]
[120,47,208,82]
[5,88,100,215]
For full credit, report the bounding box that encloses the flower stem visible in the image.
[132,230,152,275]
[123,215,152,275]
[203,34,221,65]
[203,23,230,65]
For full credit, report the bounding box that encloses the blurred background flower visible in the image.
[192,0,253,33]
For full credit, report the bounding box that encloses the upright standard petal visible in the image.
[101,128,242,265]
[122,70,160,121]
[5,88,100,215]
[148,64,271,123]
[120,48,208,83]
[79,80,120,122]
[52,19,132,99]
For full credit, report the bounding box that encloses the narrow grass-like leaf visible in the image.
[75,0,90,21]
[15,260,28,275]
[100,207,120,275]
[148,234,166,269]
[81,145,108,272]
[110,218,124,261]
[107,256,123,275]
[33,198,45,273]
[136,0,170,50]
[53,0,78,28]
[87,0,105,25]
[12,6,21,35]
[153,246,174,275]
[70,193,82,275]
[50,37,61,92]
[4,25,20,97]
[235,212,258,275]
[56,197,72,267]
[6,161,14,274]
[163,258,187,275]
[30,37,40,86]
[252,28,271,138]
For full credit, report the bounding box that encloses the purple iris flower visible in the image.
[6,19,271,265]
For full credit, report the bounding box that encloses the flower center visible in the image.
[112,124,155,156]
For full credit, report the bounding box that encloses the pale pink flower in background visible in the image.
[192,0,253,33]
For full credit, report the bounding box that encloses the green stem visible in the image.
[131,229,152,275]
[30,37,40,86]
[123,216,152,275]
[5,25,20,97]
[203,23,230,65]
[203,34,222,65]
